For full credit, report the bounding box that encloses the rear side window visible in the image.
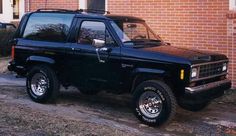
[23,13,74,42]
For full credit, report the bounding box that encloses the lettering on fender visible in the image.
[121,63,134,68]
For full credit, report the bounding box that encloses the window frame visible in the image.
[13,0,20,19]
[0,0,3,14]
[76,19,118,47]
[22,13,74,43]
[230,0,236,10]
[79,0,108,11]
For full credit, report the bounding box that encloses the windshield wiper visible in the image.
[124,39,162,44]
[123,40,145,44]
[148,39,162,43]
[124,39,162,48]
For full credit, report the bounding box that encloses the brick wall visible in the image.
[109,0,236,88]
[227,12,236,88]
[25,0,79,12]
[25,0,236,88]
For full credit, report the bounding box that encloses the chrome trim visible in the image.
[185,79,231,93]
[16,66,24,69]
[139,91,163,118]
[191,72,227,82]
[191,60,228,68]
[30,73,49,96]
[96,48,105,63]
[190,60,228,82]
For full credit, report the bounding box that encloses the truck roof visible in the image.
[33,9,145,22]
[105,15,145,22]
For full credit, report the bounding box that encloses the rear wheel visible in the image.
[132,80,176,126]
[26,65,60,103]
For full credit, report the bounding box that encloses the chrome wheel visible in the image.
[139,91,163,118]
[30,73,48,96]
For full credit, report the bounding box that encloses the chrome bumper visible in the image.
[185,79,231,94]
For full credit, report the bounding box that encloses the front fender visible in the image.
[129,68,169,92]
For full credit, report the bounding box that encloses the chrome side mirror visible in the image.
[92,39,105,48]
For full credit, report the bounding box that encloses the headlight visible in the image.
[222,63,227,71]
[191,68,198,78]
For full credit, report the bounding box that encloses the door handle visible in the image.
[96,48,105,63]
[99,47,108,52]
[96,47,112,63]
[99,47,112,52]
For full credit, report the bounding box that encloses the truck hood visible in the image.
[142,45,227,63]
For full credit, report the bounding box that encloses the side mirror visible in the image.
[92,39,105,48]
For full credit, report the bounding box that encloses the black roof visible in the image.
[34,9,144,22]
[74,13,145,22]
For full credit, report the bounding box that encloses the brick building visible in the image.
[1,0,236,88]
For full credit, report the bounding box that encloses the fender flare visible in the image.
[26,56,55,65]
[130,68,169,92]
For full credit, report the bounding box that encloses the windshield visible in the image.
[110,21,162,47]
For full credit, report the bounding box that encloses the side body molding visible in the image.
[132,68,166,76]
[26,56,55,64]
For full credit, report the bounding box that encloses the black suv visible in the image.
[8,9,231,126]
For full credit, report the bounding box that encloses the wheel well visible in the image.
[25,61,70,87]
[26,61,54,74]
[131,74,174,94]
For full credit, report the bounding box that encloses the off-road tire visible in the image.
[26,65,60,103]
[132,80,176,126]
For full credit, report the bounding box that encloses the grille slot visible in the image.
[199,62,225,78]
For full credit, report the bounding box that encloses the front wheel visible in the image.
[132,80,176,126]
[26,65,60,103]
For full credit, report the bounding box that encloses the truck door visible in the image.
[69,19,121,90]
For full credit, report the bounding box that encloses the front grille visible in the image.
[199,62,225,78]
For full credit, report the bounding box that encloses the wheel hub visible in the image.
[139,91,163,118]
[31,73,48,96]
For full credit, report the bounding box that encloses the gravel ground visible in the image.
[0,58,236,135]
[0,79,235,136]
[0,57,10,74]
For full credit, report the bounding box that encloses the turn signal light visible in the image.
[180,69,184,80]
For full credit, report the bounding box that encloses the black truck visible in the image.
[8,9,231,126]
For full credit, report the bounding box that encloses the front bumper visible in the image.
[181,79,231,104]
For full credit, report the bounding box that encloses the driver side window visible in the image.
[78,21,115,46]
